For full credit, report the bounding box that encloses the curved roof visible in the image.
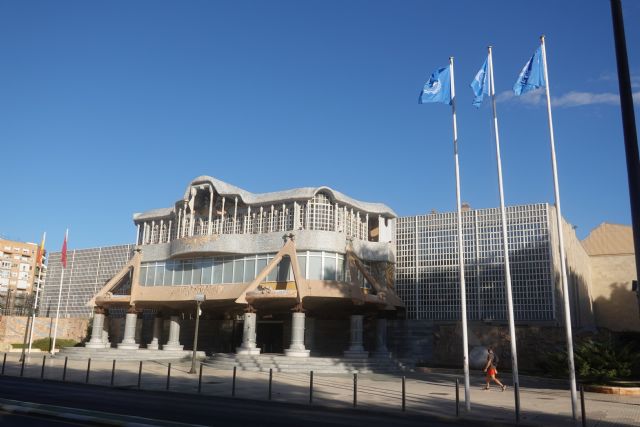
[134,176,396,221]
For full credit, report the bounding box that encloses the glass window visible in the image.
[244,258,256,282]
[172,261,183,285]
[267,256,277,282]
[154,263,164,286]
[164,261,176,285]
[192,260,203,285]
[308,255,322,280]
[233,259,244,283]
[213,259,223,284]
[256,258,267,282]
[277,257,291,282]
[323,253,336,281]
[201,259,213,284]
[223,259,234,283]
[139,266,147,286]
[336,255,344,281]
[182,261,193,285]
[147,265,156,287]
[296,254,307,280]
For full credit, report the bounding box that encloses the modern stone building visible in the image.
[82,176,403,356]
[396,203,595,328]
[0,238,42,314]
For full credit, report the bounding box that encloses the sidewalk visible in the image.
[1,352,638,426]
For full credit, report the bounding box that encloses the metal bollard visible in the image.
[110,360,116,387]
[353,373,358,408]
[20,355,26,377]
[580,385,587,427]
[166,363,171,390]
[402,375,406,412]
[455,378,460,417]
[62,357,68,382]
[268,368,273,400]
[309,371,313,404]
[198,363,203,394]
[86,358,91,384]
[41,355,46,380]
[515,382,521,423]
[232,366,237,397]
[137,361,142,390]
[1,353,6,375]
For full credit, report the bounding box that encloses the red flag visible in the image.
[61,230,68,269]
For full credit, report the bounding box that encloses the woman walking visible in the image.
[483,346,506,391]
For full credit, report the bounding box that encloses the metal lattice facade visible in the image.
[396,203,555,322]
[40,245,135,318]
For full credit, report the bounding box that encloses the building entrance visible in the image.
[257,321,284,353]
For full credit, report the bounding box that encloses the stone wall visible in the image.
[0,316,89,349]
[590,254,640,331]
[432,322,571,372]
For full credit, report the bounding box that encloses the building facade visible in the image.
[0,239,42,315]
[396,203,595,328]
[40,245,135,318]
[81,176,403,356]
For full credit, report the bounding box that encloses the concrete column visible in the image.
[208,186,214,235]
[285,312,310,357]
[85,310,106,349]
[102,315,110,348]
[344,314,368,358]
[304,317,315,352]
[117,312,140,350]
[233,197,238,233]
[236,312,260,355]
[147,316,162,350]
[293,202,300,230]
[373,318,391,358]
[163,316,184,351]
[136,224,141,245]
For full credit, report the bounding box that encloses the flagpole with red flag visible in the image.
[26,232,46,355]
[50,229,68,356]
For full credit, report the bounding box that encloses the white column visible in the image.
[293,202,300,229]
[163,316,183,351]
[141,222,147,245]
[281,203,286,231]
[285,312,310,357]
[373,318,391,358]
[177,208,183,238]
[208,186,214,235]
[219,196,226,234]
[85,309,106,349]
[233,197,238,233]
[147,316,162,350]
[118,311,140,350]
[236,312,260,355]
[168,220,173,243]
[136,224,141,245]
[334,203,339,231]
[269,205,274,232]
[245,206,251,234]
[344,314,368,358]
[365,213,369,241]
[189,201,195,237]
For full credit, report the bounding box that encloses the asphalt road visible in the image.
[0,376,511,427]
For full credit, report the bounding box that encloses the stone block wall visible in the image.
[0,316,90,348]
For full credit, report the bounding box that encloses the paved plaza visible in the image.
[0,352,637,426]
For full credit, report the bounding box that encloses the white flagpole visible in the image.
[488,46,521,411]
[450,56,471,411]
[540,35,578,419]
[50,229,68,356]
[27,232,46,355]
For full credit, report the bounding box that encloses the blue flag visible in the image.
[513,46,545,96]
[419,66,451,105]
[470,57,489,107]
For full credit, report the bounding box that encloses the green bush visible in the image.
[12,338,78,351]
[538,336,640,382]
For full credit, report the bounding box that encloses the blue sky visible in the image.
[1,1,639,251]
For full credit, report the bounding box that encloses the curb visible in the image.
[0,398,207,427]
